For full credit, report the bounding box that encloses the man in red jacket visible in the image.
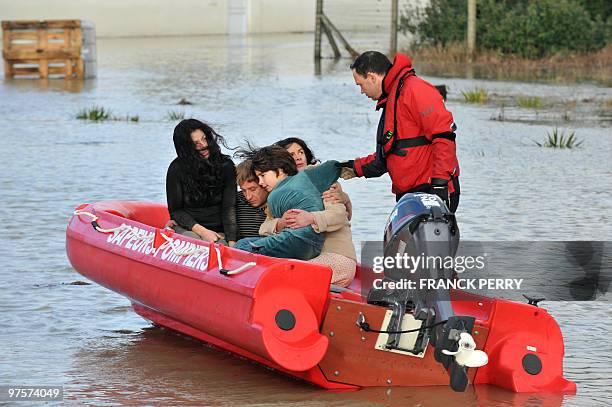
[340,51,460,212]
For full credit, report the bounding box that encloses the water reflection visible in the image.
[315,56,350,76]
[66,326,571,406]
[2,77,96,93]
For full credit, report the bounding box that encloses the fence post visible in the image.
[390,0,398,56]
[467,0,476,61]
[314,0,323,60]
[321,19,341,58]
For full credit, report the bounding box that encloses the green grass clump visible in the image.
[167,110,185,121]
[461,88,488,104]
[76,106,112,121]
[534,128,583,149]
[76,106,141,122]
[517,96,543,108]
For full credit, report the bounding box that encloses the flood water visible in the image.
[1,34,611,406]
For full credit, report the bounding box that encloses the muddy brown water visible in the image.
[1,34,611,406]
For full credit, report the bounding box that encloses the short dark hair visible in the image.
[275,137,318,166]
[350,51,392,77]
[251,146,298,177]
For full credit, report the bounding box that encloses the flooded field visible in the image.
[1,34,611,406]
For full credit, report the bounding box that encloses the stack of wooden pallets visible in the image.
[2,19,96,79]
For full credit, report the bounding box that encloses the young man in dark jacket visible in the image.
[340,51,460,212]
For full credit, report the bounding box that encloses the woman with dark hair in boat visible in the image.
[166,119,237,245]
[233,146,340,260]
[275,137,318,170]
[260,139,356,287]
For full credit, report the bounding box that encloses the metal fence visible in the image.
[315,0,422,59]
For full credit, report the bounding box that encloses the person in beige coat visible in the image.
[259,138,357,287]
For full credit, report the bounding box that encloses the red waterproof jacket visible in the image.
[353,54,460,195]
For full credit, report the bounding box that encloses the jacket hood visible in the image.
[383,53,413,94]
[376,53,414,109]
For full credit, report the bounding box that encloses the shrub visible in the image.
[575,0,611,22]
[400,0,466,47]
[401,0,608,58]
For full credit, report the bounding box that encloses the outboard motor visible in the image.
[366,193,487,391]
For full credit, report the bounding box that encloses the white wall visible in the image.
[228,0,248,34]
[249,0,315,34]
[0,0,316,39]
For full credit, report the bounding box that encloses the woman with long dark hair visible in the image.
[166,119,237,244]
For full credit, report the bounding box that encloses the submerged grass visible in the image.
[76,106,111,121]
[517,96,543,109]
[123,115,139,122]
[534,128,583,149]
[167,110,185,121]
[461,88,488,104]
[76,106,139,122]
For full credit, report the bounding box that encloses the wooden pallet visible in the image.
[2,19,94,79]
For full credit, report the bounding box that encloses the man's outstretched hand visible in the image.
[335,160,356,180]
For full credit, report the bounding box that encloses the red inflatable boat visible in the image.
[66,200,576,393]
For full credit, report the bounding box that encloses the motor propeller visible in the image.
[442,332,488,368]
